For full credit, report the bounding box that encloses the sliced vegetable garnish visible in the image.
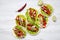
[26,8,38,24]
[15,15,26,27]
[38,0,43,6]
[13,25,26,38]
[26,23,39,35]
[52,15,56,22]
[41,4,53,17]
[38,14,48,28]
[17,3,27,12]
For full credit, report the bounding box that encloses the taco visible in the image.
[26,8,38,24]
[41,4,53,17]
[37,14,48,28]
[15,15,26,27]
[12,25,26,38]
[26,23,39,35]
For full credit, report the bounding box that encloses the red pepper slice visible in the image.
[43,20,47,28]
[17,3,27,12]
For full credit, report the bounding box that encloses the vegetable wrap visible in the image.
[36,14,48,28]
[15,15,26,27]
[41,4,53,17]
[12,25,26,38]
[26,8,38,25]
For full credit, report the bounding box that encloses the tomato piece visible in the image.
[27,26,32,30]
[42,19,47,28]
[27,24,33,26]
[38,14,44,18]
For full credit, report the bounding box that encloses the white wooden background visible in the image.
[0,0,60,40]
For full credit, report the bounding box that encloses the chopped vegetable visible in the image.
[52,15,56,22]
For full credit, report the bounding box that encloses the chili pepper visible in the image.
[17,3,27,12]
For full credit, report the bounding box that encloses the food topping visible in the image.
[17,3,27,12]
[13,27,25,38]
[27,24,38,32]
[41,5,51,15]
[52,15,56,22]
[29,8,37,20]
[38,14,47,28]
